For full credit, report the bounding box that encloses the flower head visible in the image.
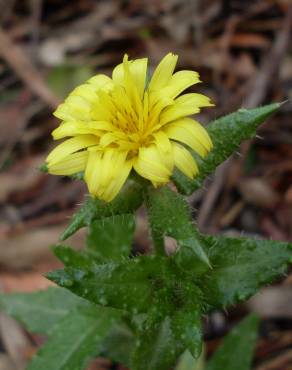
[46,53,213,201]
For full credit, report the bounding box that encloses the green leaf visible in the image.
[27,304,121,370]
[61,176,145,240]
[206,314,259,370]
[0,287,84,335]
[86,214,135,262]
[147,186,210,268]
[47,255,177,314]
[54,245,95,269]
[176,350,205,370]
[200,234,292,309]
[49,248,208,370]
[101,323,134,367]
[173,103,281,194]
[0,287,132,369]
[54,214,135,271]
[132,316,176,370]
[132,293,202,370]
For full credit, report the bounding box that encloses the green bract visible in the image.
[1,103,291,370]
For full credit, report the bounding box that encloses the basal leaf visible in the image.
[206,314,259,370]
[173,103,281,194]
[86,214,135,261]
[0,287,84,335]
[200,234,292,309]
[61,176,145,240]
[27,304,121,370]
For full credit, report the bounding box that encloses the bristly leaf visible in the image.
[0,287,84,335]
[131,286,202,370]
[60,176,145,241]
[206,314,259,370]
[0,287,132,368]
[54,245,95,269]
[55,214,135,267]
[172,103,281,194]
[27,304,121,370]
[147,186,210,268]
[86,214,135,262]
[47,255,179,314]
[100,324,134,367]
[48,252,205,368]
[199,234,292,309]
[131,316,177,370]
[176,350,205,370]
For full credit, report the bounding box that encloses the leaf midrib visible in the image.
[57,321,99,370]
[1,299,70,316]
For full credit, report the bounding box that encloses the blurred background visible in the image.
[0,0,291,369]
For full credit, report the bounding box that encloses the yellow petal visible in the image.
[112,56,148,99]
[52,121,93,140]
[90,96,115,122]
[99,132,118,147]
[70,84,98,104]
[47,135,99,165]
[147,96,174,128]
[53,95,91,121]
[172,142,198,179]
[161,71,201,99]
[159,93,214,125]
[134,144,173,184]
[87,74,114,92]
[52,120,116,140]
[48,151,88,175]
[84,149,132,202]
[152,131,173,171]
[102,159,133,201]
[148,53,178,91]
[113,55,144,117]
[164,118,212,157]
[153,131,172,153]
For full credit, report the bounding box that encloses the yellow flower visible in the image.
[46,53,213,201]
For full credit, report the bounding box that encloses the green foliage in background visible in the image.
[1,103,291,370]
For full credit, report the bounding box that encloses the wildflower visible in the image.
[46,53,213,201]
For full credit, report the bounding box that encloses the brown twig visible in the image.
[256,349,292,370]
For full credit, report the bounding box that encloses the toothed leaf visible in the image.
[173,103,281,194]
[200,234,292,309]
